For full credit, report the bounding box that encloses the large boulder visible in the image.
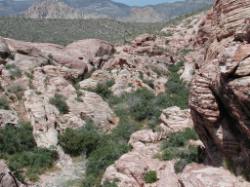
[65,39,115,69]
[180,163,250,187]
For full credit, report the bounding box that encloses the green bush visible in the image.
[7,85,24,100]
[5,64,22,79]
[0,96,10,110]
[161,128,200,173]
[144,170,158,184]
[7,148,58,181]
[49,94,69,114]
[164,61,189,109]
[82,117,140,186]
[127,88,158,121]
[88,80,115,100]
[163,128,198,148]
[59,121,101,156]
[0,123,57,182]
[0,122,36,154]
[174,159,188,173]
[101,180,118,187]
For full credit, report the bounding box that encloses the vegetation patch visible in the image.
[0,122,57,182]
[7,84,24,100]
[0,17,165,45]
[87,80,115,100]
[59,60,189,185]
[144,170,158,184]
[49,94,69,114]
[60,117,139,187]
[59,121,101,157]
[161,128,201,173]
[5,64,22,79]
[0,96,10,110]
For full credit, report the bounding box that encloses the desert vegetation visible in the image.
[49,94,70,114]
[161,128,202,173]
[61,61,190,186]
[0,17,165,45]
[144,170,158,184]
[0,122,57,182]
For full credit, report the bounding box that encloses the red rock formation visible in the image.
[189,0,250,175]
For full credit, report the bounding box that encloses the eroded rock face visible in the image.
[179,163,249,187]
[0,110,19,128]
[189,0,250,172]
[0,160,26,187]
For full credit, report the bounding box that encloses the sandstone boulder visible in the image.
[180,163,250,187]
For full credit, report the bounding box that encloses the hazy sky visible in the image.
[113,0,182,6]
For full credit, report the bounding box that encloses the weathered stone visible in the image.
[189,0,250,172]
[0,160,26,187]
[0,110,19,128]
[180,163,250,187]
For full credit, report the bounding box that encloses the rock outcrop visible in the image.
[179,163,249,187]
[102,105,250,187]
[189,0,250,175]
[102,107,193,187]
[0,110,19,128]
[0,160,26,187]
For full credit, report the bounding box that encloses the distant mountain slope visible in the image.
[0,0,212,22]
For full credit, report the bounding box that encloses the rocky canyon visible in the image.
[1,0,250,187]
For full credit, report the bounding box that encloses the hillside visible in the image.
[0,17,165,45]
[0,0,212,22]
[1,1,250,185]
[2,0,250,187]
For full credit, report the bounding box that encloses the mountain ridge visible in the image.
[0,0,212,22]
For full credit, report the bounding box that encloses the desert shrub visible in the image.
[162,61,189,109]
[59,121,101,156]
[174,159,189,173]
[144,170,158,184]
[7,84,24,100]
[126,88,157,121]
[88,80,115,100]
[0,17,165,45]
[7,148,57,181]
[162,128,198,149]
[0,122,36,154]
[161,128,200,173]
[0,96,10,110]
[101,180,118,187]
[49,94,69,114]
[82,116,140,186]
[0,123,57,181]
[179,48,193,56]
[86,139,130,179]
[5,64,22,79]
